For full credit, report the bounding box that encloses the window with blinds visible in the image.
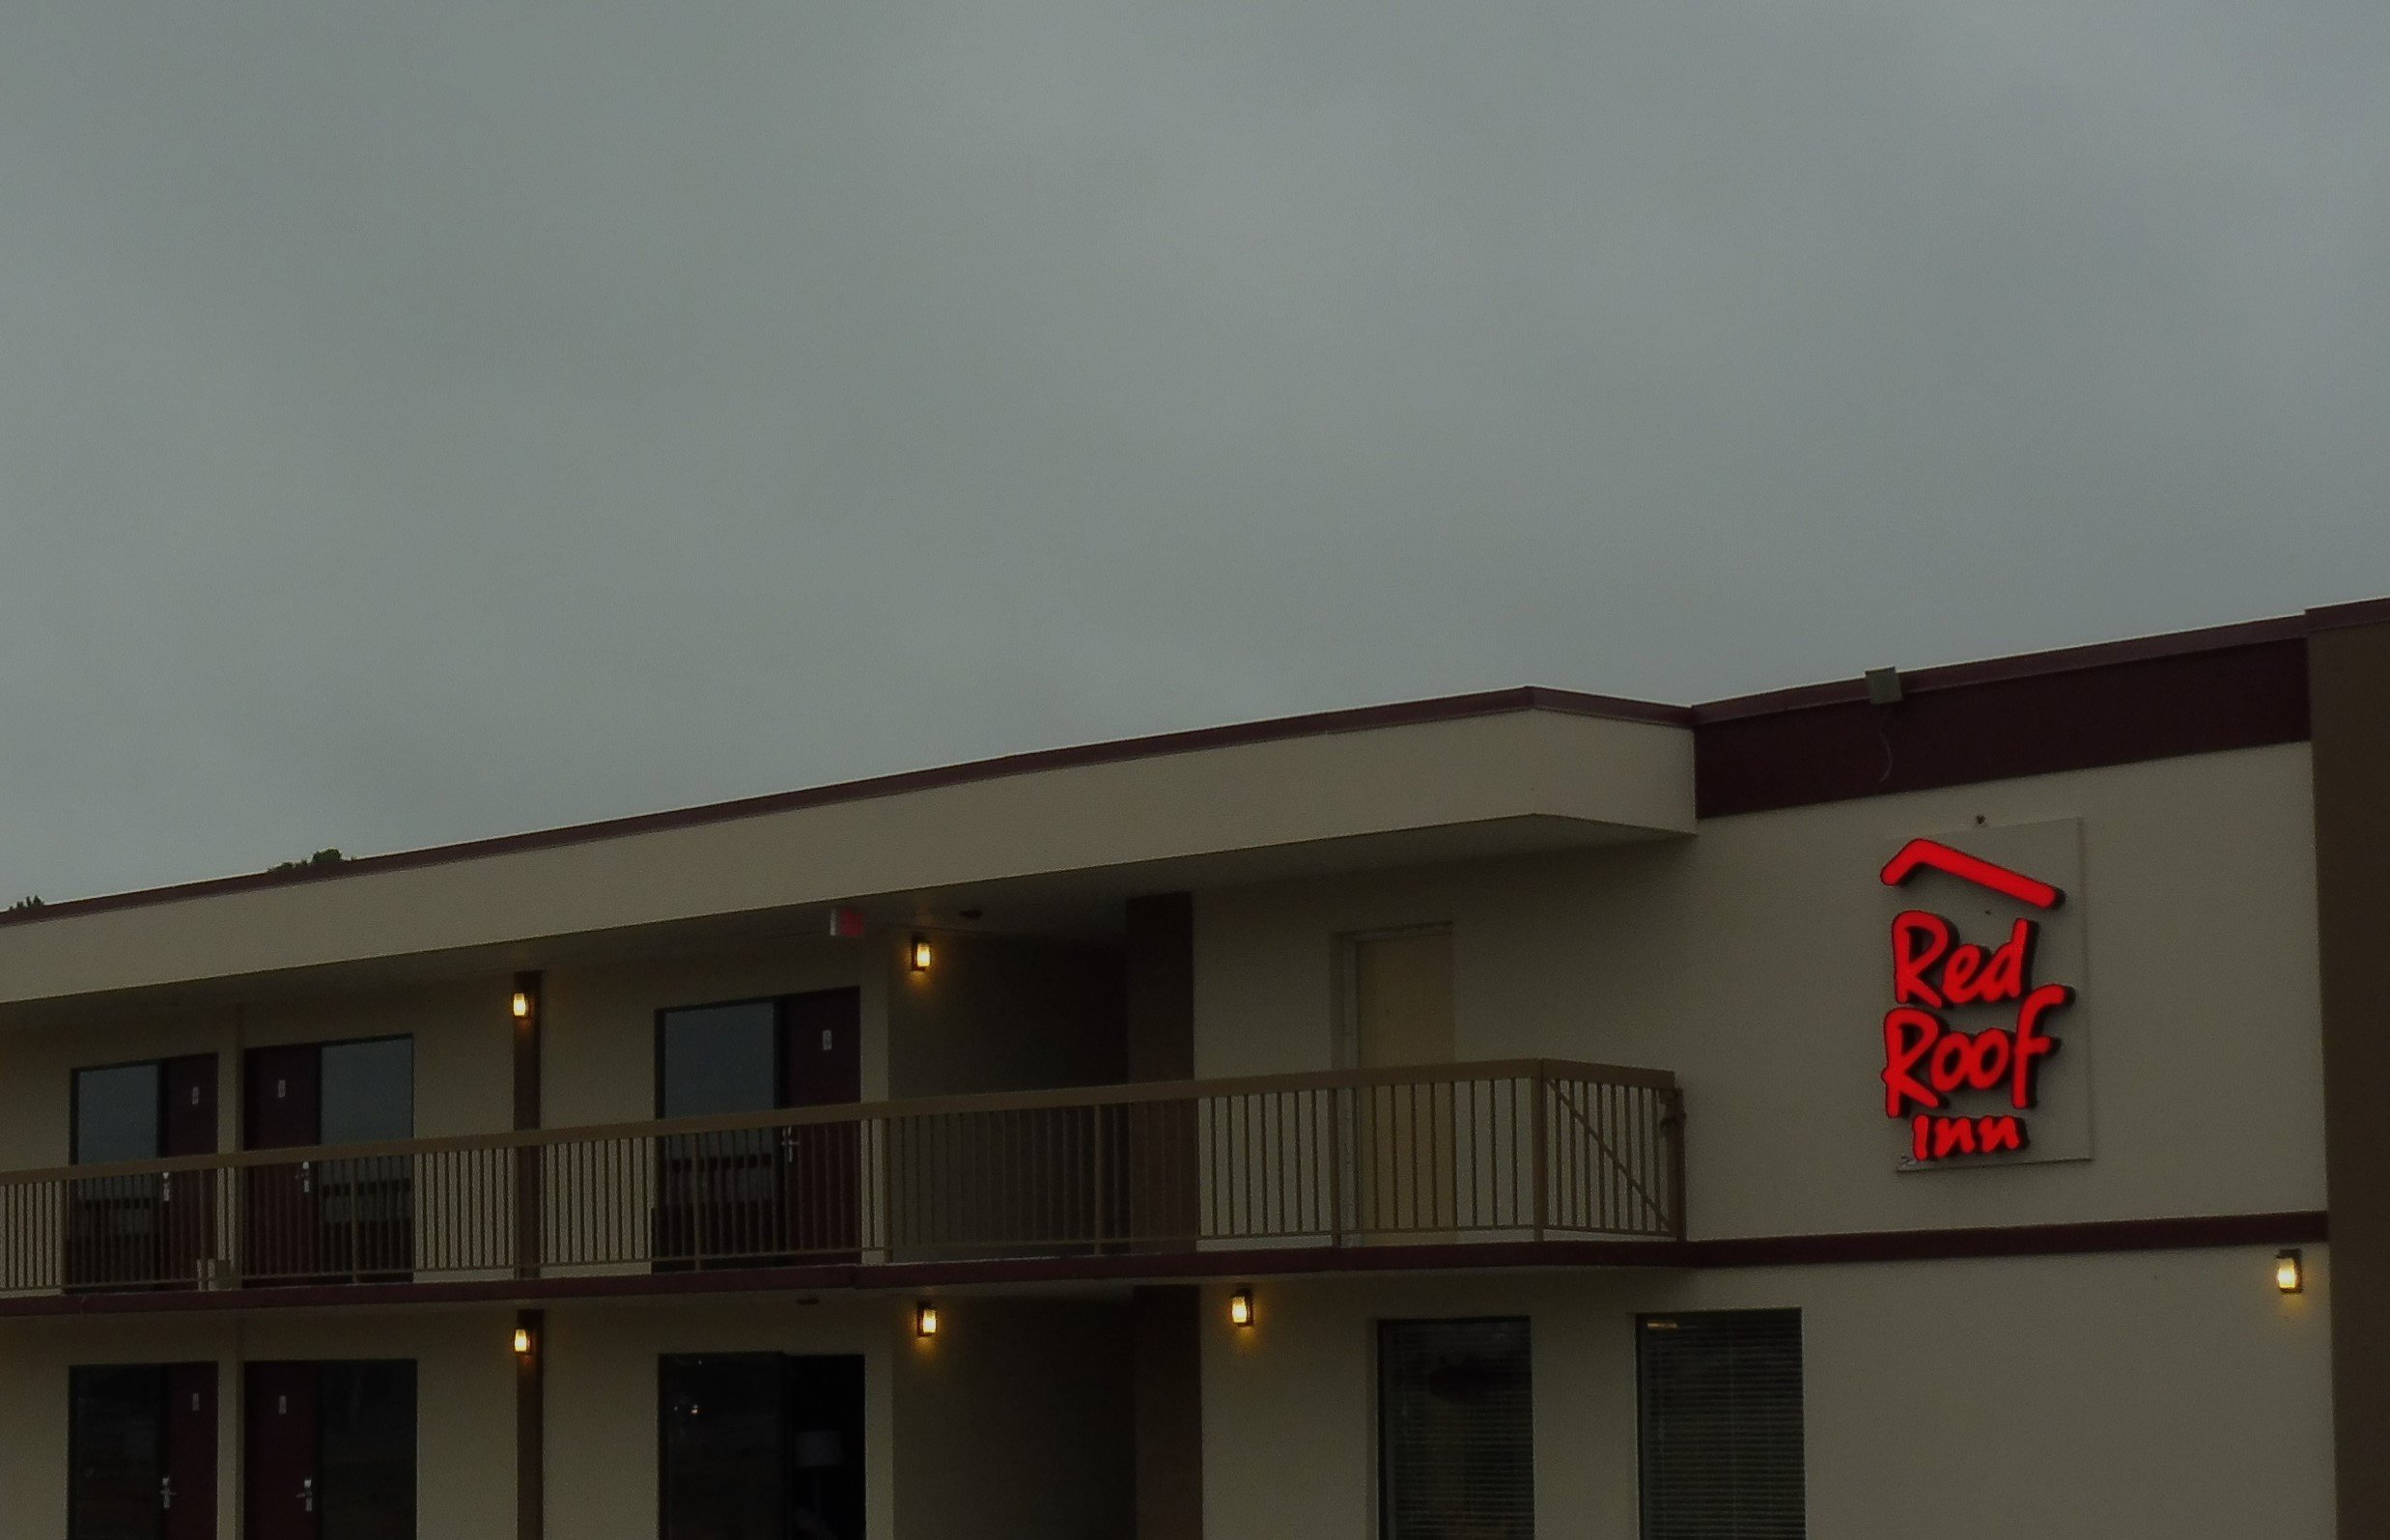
[1637,1309,1806,1539]
[1377,1318,1534,1539]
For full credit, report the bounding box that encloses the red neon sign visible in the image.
[1879,838,2065,910]
[1878,842,2072,1162]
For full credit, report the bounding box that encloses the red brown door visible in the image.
[780,990,862,1259]
[159,1059,219,1292]
[243,1048,323,1285]
[244,1363,319,1540]
[163,1363,218,1540]
[243,1361,415,1540]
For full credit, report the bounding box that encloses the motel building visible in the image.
[4,597,2389,1540]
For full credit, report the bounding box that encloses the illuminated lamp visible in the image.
[909,935,934,974]
[2276,1249,2305,1295]
[1228,1287,1253,1329]
[914,1302,941,1338]
[511,991,533,1020]
[512,1326,533,1356]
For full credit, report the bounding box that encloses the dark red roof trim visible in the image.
[0,1210,2322,1318]
[1693,630,2312,817]
[1673,1207,2326,1267]
[2307,595,2390,633]
[1695,614,2314,721]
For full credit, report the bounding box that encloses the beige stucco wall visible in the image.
[886,1295,1135,1540]
[1201,1246,2335,1538]
[0,1305,515,1539]
[886,931,1124,1100]
[1195,742,2325,1236]
[543,1293,1132,1540]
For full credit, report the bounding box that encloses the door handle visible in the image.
[298,1162,313,1195]
[160,1475,174,1509]
[300,1476,315,1514]
[160,1172,173,1202]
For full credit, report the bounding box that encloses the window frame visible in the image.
[316,1036,417,1145]
[1374,1314,1535,1540]
[1634,1307,1807,1540]
[652,995,789,1121]
[70,1058,165,1167]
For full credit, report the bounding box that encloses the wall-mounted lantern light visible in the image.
[914,1302,941,1338]
[513,1326,534,1356]
[1228,1287,1253,1329]
[909,935,934,974]
[2276,1249,2305,1295]
[511,991,533,1020]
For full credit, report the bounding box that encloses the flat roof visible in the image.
[3,595,2376,935]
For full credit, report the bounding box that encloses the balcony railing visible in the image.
[0,1059,1682,1299]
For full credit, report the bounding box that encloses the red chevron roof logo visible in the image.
[1878,838,2065,910]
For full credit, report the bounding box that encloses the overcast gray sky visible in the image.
[3,0,2384,903]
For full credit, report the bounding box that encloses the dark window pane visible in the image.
[789,1356,868,1540]
[1379,1319,1533,1540]
[321,1040,413,1144]
[660,1354,868,1540]
[70,1364,163,1540]
[320,1360,416,1540]
[661,1004,778,1118]
[75,1065,160,1166]
[1638,1310,1806,1539]
[662,1355,789,1540]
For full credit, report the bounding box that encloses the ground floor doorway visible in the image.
[243,1360,416,1540]
[69,1362,217,1540]
[659,1354,865,1540]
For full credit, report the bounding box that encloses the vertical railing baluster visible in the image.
[1664,1085,1686,1238]
[1531,1064,1550,1243]
[1327,1082,1344,1247]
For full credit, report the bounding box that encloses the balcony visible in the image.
[0,1059,1683,1307]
